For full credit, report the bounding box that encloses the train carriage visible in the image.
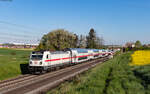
[65,48,90,63]
[87,49,94,60]
[92,49,101,59]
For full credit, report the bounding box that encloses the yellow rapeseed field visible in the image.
[131,50,150,65]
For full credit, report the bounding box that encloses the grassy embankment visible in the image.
[48,52,150,94]
[0,48,31,81]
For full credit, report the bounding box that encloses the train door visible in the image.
[46,54,51,66]
[70,52,77,64]
[73,54,77,63]
[69,51,73,64]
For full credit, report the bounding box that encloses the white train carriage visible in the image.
[104,49,113,56]
[92,49,101,59]
[100,49,113,57]
[100,49,107,57]
[98,49,103,58]
[107,50,114,58]
[65,48,90,63]
[87,49,94,60]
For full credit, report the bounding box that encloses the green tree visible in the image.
[86,28,97,48]
[35,29,78,51]
[86,28,104,49]
[135,40,142,48]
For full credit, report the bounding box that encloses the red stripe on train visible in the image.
[45,53,105,62]
[45,58,61,62]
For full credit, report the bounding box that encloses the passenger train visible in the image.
[28,48,113,73]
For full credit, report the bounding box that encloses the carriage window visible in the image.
[78,56,88,60]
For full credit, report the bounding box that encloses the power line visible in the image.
[0,26,42,44]
[0,20,48,44]
[0,20,49,36]
[0,20,46,32]
[0,29,42,38]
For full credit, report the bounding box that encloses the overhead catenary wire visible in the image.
[0,20,47,44]
[0,20,48,33]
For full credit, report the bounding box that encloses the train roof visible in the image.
[66,48,88,53]
[66,48,104,53]
[51,51,68,54]
[91,49,99,52]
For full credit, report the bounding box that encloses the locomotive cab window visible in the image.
[31,55,43,60]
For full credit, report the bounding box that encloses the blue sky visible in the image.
[0,0,150,45]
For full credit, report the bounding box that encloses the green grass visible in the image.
[0,48,31,81]
[132,65,150,94]
[47,52,148,94]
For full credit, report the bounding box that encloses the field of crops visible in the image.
[131,50,150,65]
[0,48,31,81]
[48,52,150,94]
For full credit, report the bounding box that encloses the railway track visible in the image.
[0,57,109,94]
[0,75,37,90]
[0,74,31,85]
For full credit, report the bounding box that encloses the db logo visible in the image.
[34,61,38,64]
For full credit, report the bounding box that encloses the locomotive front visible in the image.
[28,51,45,73]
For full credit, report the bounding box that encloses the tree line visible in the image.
[35,28,104,51]
[123,40,150,52]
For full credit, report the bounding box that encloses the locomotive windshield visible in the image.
[31,55,43,60]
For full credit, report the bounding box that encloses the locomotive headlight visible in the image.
[40,61,42,65]
[30,61,32,64]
